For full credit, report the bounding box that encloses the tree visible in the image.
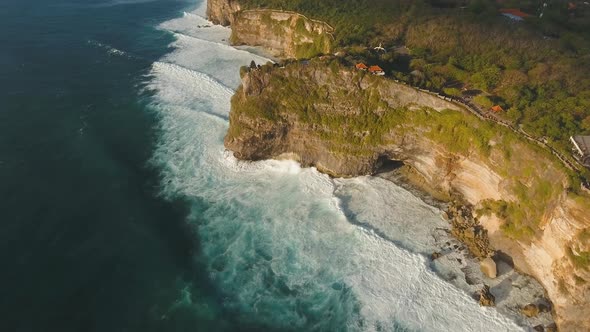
[473,95,493,109]
[443,87,461,97]
[506,107,523,123]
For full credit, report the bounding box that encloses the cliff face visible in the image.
[207,0,333,59]
[225,60,590,331]
[206,0,241,26]
[230,10,333,59]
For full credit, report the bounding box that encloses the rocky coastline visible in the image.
[224,58,590,330]
[207,0,590,329]
[207,0,333,58]
[377,165,556,330]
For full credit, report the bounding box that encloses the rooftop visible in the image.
[572,135,590,156]
[368,65,383,72]
[499,8,531,17]
[499,8,531,20]
[491,105,504,112]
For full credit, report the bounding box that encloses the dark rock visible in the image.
[431,252,442,260]
[447,204,493,259]
[463,267,479,285]
[538,303,550,313]
[493,250,514,268]
[533,325,544,332]
[478,285,495,306]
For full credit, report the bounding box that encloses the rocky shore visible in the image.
[206,0,590,329]
[224,58,590,330]
[377,166,556,329]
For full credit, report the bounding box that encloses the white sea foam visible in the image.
[148,5,526,331]
[159,11,231,45]
[87,40,131,58]
[160,33,270,89]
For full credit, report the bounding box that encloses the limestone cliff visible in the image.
[229,10,333,59]
[206,0,241,26]
[207,0,333,59]
[225,59,590,331]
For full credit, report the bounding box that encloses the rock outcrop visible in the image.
[478,285,496,306]
[225,59,590,330]
[230,10,333,59]
[480,257,497,279]
[206,0,241,25]
[522,303,540,318]
[447,204,493,259]
[207,0,333,58]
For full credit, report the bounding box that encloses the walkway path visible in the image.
[389,77,589,188]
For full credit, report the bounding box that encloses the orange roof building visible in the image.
[368,65,385,75]
[568,2,577,10]
[356,63,368,70]
[491,105,504,113]
[499,8,531,20]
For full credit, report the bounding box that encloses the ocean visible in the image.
[0,0,526,330]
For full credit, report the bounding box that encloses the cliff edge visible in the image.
[225,59,590,331]
[206,0,241,26]
[207,0,333,59]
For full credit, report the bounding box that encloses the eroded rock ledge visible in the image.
[225,59,590,331]
[207,0,333,58]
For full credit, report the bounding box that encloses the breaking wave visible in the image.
[146,3,525,331]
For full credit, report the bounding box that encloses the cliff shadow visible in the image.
[374,155,404,175]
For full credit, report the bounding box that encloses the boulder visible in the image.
[480,257,497,279]
[478,285,495,306]
[521,303,540,317]
[533,325,544,332]
[431,252,442,260]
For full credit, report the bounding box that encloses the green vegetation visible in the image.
[230,59,590,244]
[473,95,493,109]
[574,274,587,285]
[237,0,590,165]
[234,60,518,156]
[232,12,332,59]
[567,229,590,270]
[568,247,590,270]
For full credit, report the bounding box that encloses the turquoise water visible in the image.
[1,0,526,331]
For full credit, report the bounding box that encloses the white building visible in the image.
[571,135,590,167]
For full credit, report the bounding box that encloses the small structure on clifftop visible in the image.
[571,135,590,167]
[499,8,531,21]
[490,105,504,113]
[369,65,385,76]
[355,63,368,71]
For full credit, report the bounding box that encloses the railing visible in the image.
[446,95,583,173]
[390,75,587,178]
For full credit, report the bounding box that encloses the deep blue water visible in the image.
[0,1,242,331]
